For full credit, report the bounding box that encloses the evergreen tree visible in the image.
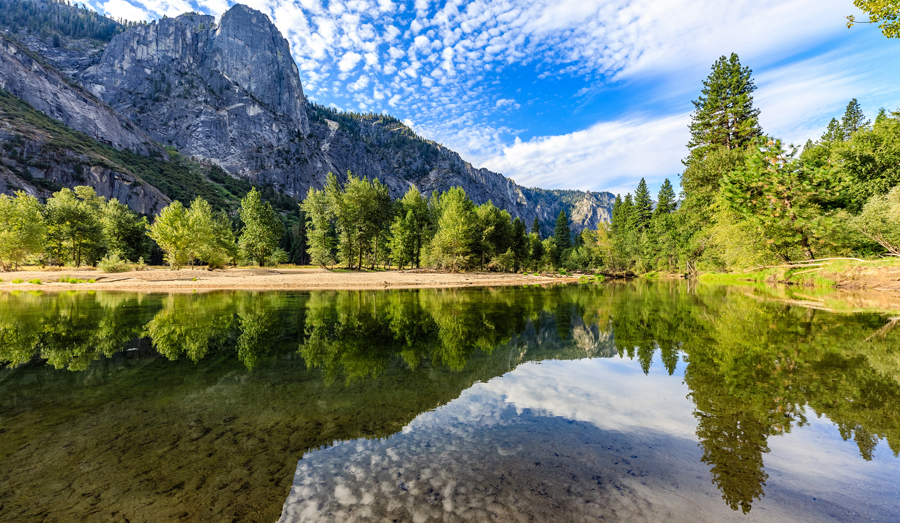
[654,179,677,217]
[238,188,284,267]
[553,210,572,251]
[610,194,623,234]
[531,216,541,238]
[511,218,528,272]
[633,178,653,231]
[687,53,761,162]
[840,98,870,138]
[821,118,843,142]
[389,186,429,269]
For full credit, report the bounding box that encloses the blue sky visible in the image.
[89,0,900,196]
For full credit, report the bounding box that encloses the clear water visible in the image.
[0,283,898,522]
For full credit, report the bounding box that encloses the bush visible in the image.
[133,257,149,271]
[853,186,900,256]
[97,252,130,273]
[11,278,23,283]
[27,279,40,284]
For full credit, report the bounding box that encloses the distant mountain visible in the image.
[0,0,613,232]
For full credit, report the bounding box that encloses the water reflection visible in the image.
[0,283,899,522]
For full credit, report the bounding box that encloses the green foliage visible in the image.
[474,201,513,270]
[147,201,192,269]
[238,188,284,267]
[0,0,126,42]
[97,252,130,273]
[389,186,429,269]
[428,186,476,271]
[301,186,337,267]
[721,138,844,261]
[853,185,900,255]
[44,186,104,267]
[0,191,45,270]
[847,0,900,38]
[553,209,572,253]
[831,109,900,210]
[633,179,653,231]
[27,278,40,284]
[687,53,761,162]
[101,198,148,261]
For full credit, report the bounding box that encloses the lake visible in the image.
[1,282,898,522]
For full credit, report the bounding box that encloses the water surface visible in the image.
[0,283,898,522]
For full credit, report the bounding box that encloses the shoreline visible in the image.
[0,267,580,293]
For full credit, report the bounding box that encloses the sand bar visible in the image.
[0,267,580,292]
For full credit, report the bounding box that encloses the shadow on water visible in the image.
[0,282,898,521]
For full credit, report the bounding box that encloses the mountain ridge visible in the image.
[0,0,614,233]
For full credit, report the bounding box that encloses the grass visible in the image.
[11,279,23,284]
[699,258,900,289]
[27,279,41,285]
[58,275,89,284]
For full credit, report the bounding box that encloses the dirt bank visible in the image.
[0,267,578,292]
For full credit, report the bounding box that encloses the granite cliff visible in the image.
[0,1,613,232]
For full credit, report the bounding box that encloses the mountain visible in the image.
[0,1,613,232]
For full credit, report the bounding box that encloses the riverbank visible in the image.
[0,267,578,292]
[697,258,900,292]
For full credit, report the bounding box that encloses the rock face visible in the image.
[0,34,159,155]
[0,2,614,231]
[0,128,170,215]
[80,7,309,176]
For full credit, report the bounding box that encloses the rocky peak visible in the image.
[210,5,307,130]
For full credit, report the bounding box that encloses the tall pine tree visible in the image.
[654,179,677,216]
[553,210,572,251]
[840,98,869,139]
[687,53,761,162]
[633,179,653,231]
[531,216,541,238]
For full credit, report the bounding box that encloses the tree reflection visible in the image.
[144,293,235,362]
[0,291,152,370]
[2,282,900,515]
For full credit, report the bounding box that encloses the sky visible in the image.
[88,0,900,196]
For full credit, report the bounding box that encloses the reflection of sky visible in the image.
[478,356,696,439]
[280,354,900,522]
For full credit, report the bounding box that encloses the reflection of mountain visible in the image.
[0,282,899,521]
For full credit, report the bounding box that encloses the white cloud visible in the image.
[101,0,151,20]
[337,51,363,72]
[495,98,520,110]
[480,114,689,191]
[388,94,402,107]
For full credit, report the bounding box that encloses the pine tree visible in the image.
[820,118,843,142]
[633,178,653,231]
[531,216,541,238]
[840,98,869,139]
[610,194,623,234]
[553,210,572,251]
[687,53,761,162]
[654,179,677,216]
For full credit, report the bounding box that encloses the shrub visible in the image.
[97,252,130,273]
[133,257,149,271]
[11,278,23,283]
[853,186,900,256]
[27,279,40,284]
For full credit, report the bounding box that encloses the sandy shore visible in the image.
[0,267,579,292]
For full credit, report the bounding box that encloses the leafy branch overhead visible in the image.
[847,0,900,38]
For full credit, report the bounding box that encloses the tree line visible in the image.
[0,187,283,271]
[603,53,900,274]
[300,172,596,272]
